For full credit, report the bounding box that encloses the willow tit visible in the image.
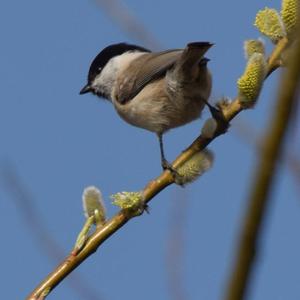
[80,42,213,171]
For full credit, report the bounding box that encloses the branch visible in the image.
[225,37,300,300]
[94,0,161,49]
[26,34,289,299]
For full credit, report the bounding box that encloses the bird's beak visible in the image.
[79,84,92,95]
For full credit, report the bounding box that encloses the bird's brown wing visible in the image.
[115,49,183,104]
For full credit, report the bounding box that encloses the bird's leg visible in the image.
[157,133,177,175]
[203,99,222,120]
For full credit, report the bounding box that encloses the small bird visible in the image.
[80,42,213,172]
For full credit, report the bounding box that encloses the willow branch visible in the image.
[26,36,289,300]
[225,37,300,300]
[94,0,161,50]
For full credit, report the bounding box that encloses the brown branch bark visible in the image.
[26,36,289,299]
[225,37,300,300]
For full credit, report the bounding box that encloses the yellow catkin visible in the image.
[175,149,214,185]
[82,186,106,224]
[281,0,299,37]
[238,53,267,107]
[254,8,286,43]
[244,39,265,60]
[111,191,142,210]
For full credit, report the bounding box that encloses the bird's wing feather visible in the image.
[116,49,183,104]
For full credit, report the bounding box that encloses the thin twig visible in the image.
[26,34,290,300]
[225,37,300,300]
[94,0,162,49]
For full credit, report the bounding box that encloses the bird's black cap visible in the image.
[87,43,151,83]
[80,43,151,95]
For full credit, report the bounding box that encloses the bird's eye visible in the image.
[98,67,102,72]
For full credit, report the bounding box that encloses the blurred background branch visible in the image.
[232,119,300,196]
[0,162,103,300]
[166,188,189,300]
[94,0,162,49]
[226,35,300,300]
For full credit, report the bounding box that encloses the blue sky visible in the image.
[1,0,299,299]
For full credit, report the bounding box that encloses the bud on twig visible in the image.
[111,191,144,216]
[244,39,265,60]
[82,186,106,225]
[175,150,214,186]
[281,0,299,38]
[238,53,267,107]
[255,8,286,43]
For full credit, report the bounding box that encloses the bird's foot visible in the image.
[162,159,177,174]
[161,159,185,185]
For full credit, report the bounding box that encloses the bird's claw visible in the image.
[161,159,185,185]
[162,159,177,174]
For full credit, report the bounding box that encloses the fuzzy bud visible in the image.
[111,191,143,211]
[82,186,106,225]
[238,53,267,107]
[281,0,299,37]
[201,118,218,139]
[254,8,286,43]
[175,149,214,185]
[217,97,232,110]
[244,39,265,60]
